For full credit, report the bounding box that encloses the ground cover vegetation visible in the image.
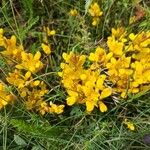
[0,0,150,149]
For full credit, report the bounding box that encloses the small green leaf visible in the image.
[31,146,43,150]
[14,134,27,146]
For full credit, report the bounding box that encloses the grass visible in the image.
[0,0,150,149]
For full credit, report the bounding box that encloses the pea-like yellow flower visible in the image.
[69,9,78,16]
[43,26,56,36]
[107,37,124,56]
[89,2,103,17]
[0,33,24,64]
[124,119,135,131]
[92,17,100,26]
[7,70,26,89]
[41,43,51,55]
[49,102,65,114]
[16,51,43,73]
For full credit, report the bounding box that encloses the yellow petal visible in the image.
[127,123,135,131]
[99,101,107,112]
[33,80,40,86]
[66,97,76,106]
[106,52,113,60]
[62,53,67,60]
[35,62,40,68]
[96,76,106,90]
[15,64,23,69]
[89,53,96,61]
[92,20,97,26]
[41,43,51,55]
[10,35,16,46]
[0,28,4,35]
[21,52,28,61]
[20,91,27,97]
[50,30,56,36]
[29,66,35,72]
[34,51,41,60]
[60,63,65,69]
[86,101,95,112]
[100,88,112,99]
[58,72,63,77]
[25,71,31,80]
[129,33,135,41]
[80,74,87,80]
[56,105,65,114]
[121,92,127,98]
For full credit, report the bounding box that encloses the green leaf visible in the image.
[14,135,27,146]
[19,16,39,41]
[31,146,43,150]
[10,119,63,138]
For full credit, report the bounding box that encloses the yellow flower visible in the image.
[49,30,56,36]
[41,43,51,55]
[89,2,103,17]
[89,47,105,62]
[69,9,78,16]
[107,37,124,56]
[128,31,150,52]
[20,87,29,98]
[39,101,49,115]
[111,27,126,39]
[16,51,43,73]
[99,101,107,112]
[124,119,135,131]
[6,70,25,89]
[43,26,56,36]
[92,17,100,26]
[1,33,24,63]
[49,102,65,114]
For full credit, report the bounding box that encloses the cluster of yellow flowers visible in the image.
[89,2,103,26]
[59,27,150,113]
[68,3,102,26]
[0,25,150,122]
[58,52,112,113]
[0,28,64,114]
[107,28,150,98]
